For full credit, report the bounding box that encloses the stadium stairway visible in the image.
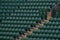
[0,0,60,40]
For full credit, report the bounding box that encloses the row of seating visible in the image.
[0,6,51,9]
[1,0,60,2]
[0,13,40,17]
[0,3,56,5]
[21,37,59,40]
